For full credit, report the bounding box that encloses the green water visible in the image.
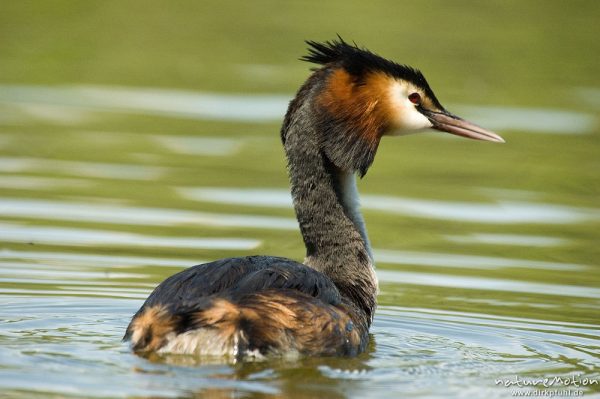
[0,1,599,398]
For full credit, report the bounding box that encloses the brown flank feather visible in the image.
[226,290,363,356]
[128,305,179,352]
[129,290,365,356]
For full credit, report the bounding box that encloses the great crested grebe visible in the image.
[124,38,504,358]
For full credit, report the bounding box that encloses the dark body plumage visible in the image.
[125,256,367,357]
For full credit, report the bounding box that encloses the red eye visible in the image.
[408,92,421,105]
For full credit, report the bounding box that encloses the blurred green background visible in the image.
[1,0,598,101]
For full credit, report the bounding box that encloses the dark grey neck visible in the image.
[282,96,378,324]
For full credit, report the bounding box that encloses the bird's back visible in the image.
[124,256,368,358]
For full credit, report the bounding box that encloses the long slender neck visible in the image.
[282,95,378,324]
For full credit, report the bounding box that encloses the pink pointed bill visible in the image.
[427,111,505,143]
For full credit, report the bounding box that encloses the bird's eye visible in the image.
[408,92,421,105]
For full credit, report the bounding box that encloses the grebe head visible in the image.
[285,37,504,176]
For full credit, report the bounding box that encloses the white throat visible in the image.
[336,170,374,262]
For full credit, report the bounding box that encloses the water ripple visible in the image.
[0,249,197,268]
[0,197,297,230]
[152,135,243,156]
[0,156,166,180]
[377,270,600,299]
[0,223,261,250]
[374,248,586,271]
[177,186,600,224]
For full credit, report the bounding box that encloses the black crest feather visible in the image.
[302,37,442,109]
